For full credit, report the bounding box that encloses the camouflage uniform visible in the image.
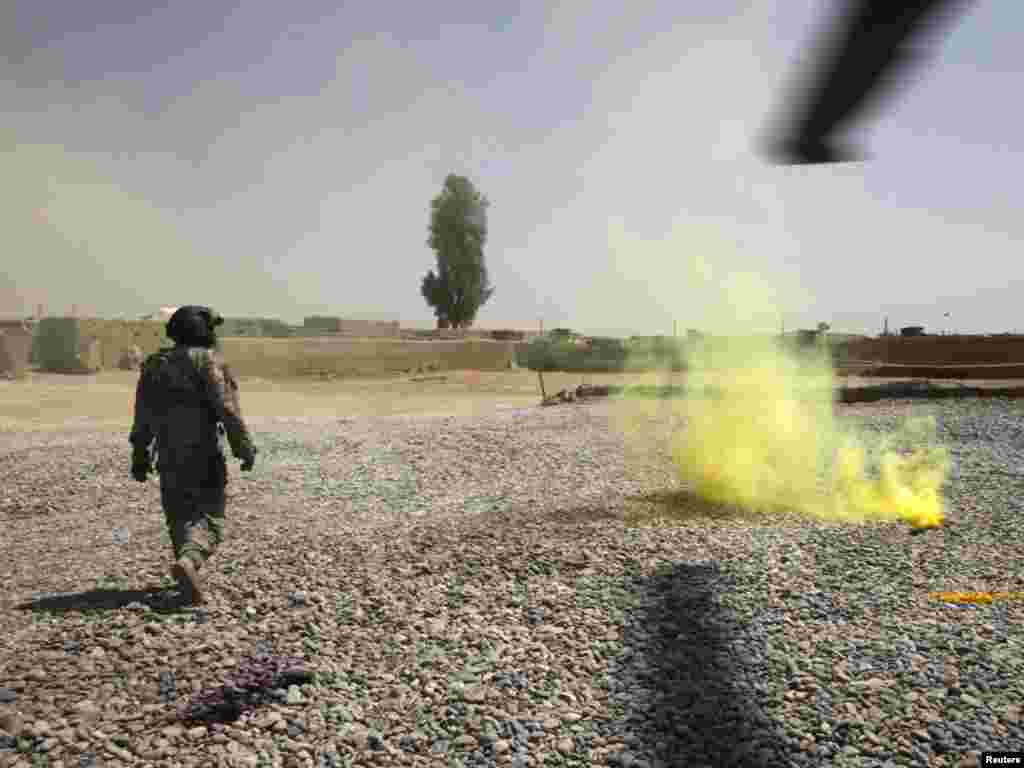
[129,343,255,593]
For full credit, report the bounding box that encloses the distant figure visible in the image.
[117,344,143,371]
[763,0,973,164]
[129,306,257,605]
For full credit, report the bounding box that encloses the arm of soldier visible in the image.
[128,370,155,452]
[128,369,156,480]
[194,349,255,460]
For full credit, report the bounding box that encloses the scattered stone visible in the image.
[493,671,528,690]
[107,743,135,762]
[336,723,368,749]
[463,686,488,703]
[254,640,274,656]
[0,712,23,737]
[30,720,51,736]
[274,669,315,688]
[425,619,446,636]
[254,712,282,729]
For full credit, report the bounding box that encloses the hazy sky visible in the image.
[2,1,1021,336]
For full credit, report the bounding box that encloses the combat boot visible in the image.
[172,557,205,605]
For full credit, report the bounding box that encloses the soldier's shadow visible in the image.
[16,586,194,615]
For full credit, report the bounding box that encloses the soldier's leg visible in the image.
[159,480,192,562]
[193,485,227,571]
[159,475,205,566]
[159,476,206,603]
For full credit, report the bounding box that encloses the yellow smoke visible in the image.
[608,221,949,530]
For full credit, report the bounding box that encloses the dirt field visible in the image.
[5,367,1024,433]
[3,365,1023,765]
[0,369,675,431]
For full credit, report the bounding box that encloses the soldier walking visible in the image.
[129,306,257,604]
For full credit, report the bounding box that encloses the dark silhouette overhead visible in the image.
[763,0,974,164]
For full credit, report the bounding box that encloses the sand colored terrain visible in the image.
[4,366,1024,434]
[0,369,638,431]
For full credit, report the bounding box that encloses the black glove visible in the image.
[239,447,257,472]
[131,448,152,482]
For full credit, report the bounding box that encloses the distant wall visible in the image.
[841,335,1024,365]
[74,318,168,369]
[865,363,1024,379]
[219,337,519,378]
[0,322,33,378]
[221,317,296,338]
[338,319,400,338]
[24,318,167,371]
[400,328,543,342]
[31,318,99,372]
[12,316,551,377]
[302,317,401,338]
[35,320,1024,377]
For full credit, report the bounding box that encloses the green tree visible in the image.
[421,174,495,329]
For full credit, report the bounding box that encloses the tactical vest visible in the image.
[141,346,227,485]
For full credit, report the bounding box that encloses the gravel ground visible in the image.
[1,396,1023,768]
